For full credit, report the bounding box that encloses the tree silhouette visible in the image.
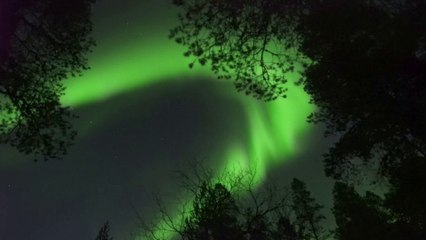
[332,182,390,240]
[301,0,426,180]
[182,182,243,240]
[95,221,113,240]
[169,181,311,240]
[273,216,300,240]
[384,156,426,238]
[291,178,326,240]
[170,0,308,101]
[170,2,426,238]
[141,170,324,240]
[170,0,426,180]
[332,181,426,240]
[0,0,95,160]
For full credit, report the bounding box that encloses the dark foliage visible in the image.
[170,0,426,180]
[384,156,426,236]
[95,221,113,240]
[332,181,425,240]
[332,182,391,240]
[182,182,243,240]
[170,3,426,238]
[301,0,426,180]
[144,177,325,240]
[170,0,309,101]
[180,180,308,240]
[0,0,95,160]
[141,167,424,240]
[291,178,326,240]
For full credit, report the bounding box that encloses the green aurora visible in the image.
[61,31,313,239]
[3,1,314,238]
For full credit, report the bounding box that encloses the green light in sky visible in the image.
[58,7,313,239]
[0,23,314,240]
[61,36,215,107]
[140,72,313,240]
[62,35,312,184]
[0,2,316,238]
[61,35,313,240]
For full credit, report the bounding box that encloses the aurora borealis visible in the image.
[0,1,333,239]
[62,36,313,183]
[61,0,313,182]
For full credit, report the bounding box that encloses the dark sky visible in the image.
[0,1,335,239]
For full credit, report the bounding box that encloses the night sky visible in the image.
[0,1,335,239]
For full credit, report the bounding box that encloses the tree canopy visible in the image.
[149,177,425,240]
[170,0,308,101]
[301,0,426,180]
[332,181,426,240]
[169,3,426,237]
[291,178,325,240]
[0,0,95,160]
[95,221,113,240]
[143,176,327,240]
[170,0,426,180]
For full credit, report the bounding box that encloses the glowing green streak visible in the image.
[0,32,313,239]
[59,19,313,240]
[61,36,214,106]
[224,82,312,182]
[140,82,313,240]
[2,2,314,237]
